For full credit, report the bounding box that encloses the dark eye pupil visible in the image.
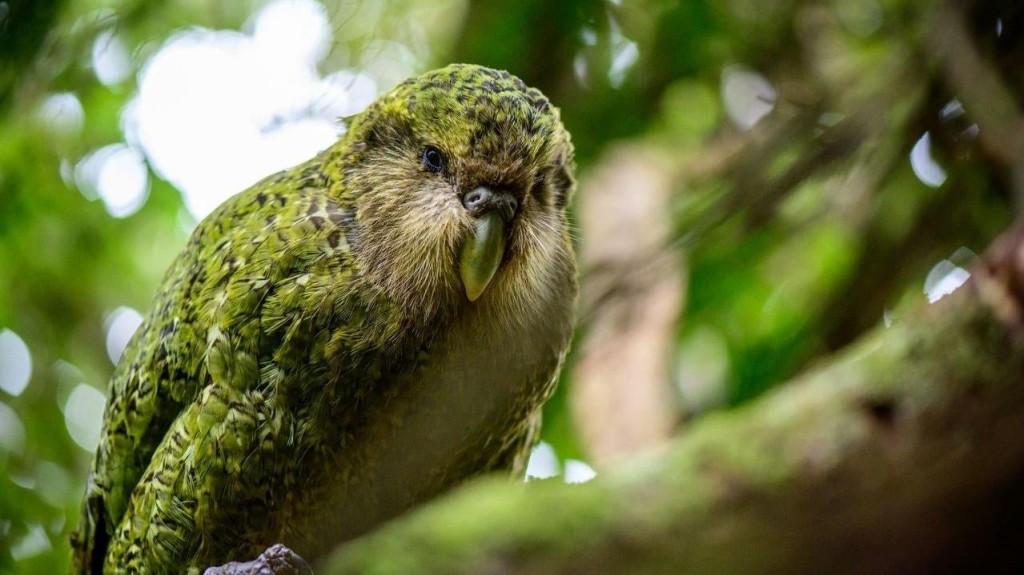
[422,146,444,173]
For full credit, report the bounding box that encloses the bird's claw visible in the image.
[202,544,312,575]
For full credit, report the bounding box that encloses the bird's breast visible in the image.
[286,285,573,559]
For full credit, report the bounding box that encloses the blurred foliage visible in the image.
[1,0,1021,572]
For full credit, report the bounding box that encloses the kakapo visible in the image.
[71,64,577,574]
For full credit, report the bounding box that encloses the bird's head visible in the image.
[335,64,576,321]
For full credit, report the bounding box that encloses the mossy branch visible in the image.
[318,224,1024,575]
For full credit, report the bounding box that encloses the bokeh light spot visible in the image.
[36,92,84,136]
[75,144,151,217]
[924,259,970,303]
[608,22,639,88]
[0,400,26,454]
[63,384,107,451]
[34,460,73,508]
[104,307,144,365]
[525,441,560,480]
[564,459,598,484]
[92,30,132,86]
[11,524,50,562]
[721,66,777,130]
[0,328,32,397]
[910,132,947,188]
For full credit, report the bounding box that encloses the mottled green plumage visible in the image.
[70,64,576,574]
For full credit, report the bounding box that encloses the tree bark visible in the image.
[318,223,1024,575]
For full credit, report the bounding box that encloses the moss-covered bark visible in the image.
[319,225,1024,575]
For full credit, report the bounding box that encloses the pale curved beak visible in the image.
[460,211,506,301]
[459,187,517,301]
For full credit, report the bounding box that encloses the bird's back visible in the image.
[70,154,392,573]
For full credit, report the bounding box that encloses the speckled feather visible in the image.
[70,64,576,574]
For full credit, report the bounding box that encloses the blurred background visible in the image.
[1,0,1021,571]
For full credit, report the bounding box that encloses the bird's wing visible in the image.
[70,158,368,574]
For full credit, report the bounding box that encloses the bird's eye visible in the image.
[422,146,445,173]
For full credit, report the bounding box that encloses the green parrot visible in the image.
[70,64,577,574]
